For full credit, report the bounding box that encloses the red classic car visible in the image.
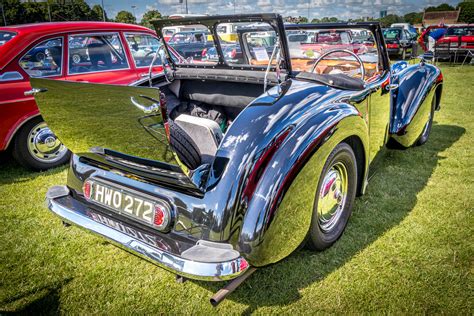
[436,25,474,46]
[436,24,474,61]
[0,22,164,170]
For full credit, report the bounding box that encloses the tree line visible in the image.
[1,0,473,28]
[286,2,472,26]
[0,0,163,28]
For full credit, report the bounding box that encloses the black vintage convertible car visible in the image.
[28,14,442,305]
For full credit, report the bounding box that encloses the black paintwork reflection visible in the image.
[31,78,176,166]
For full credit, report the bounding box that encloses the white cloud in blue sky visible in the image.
[85,0,460,21]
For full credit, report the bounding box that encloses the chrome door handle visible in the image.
[130,95,161,114]
[24,88,48,96]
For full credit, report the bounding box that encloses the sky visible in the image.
[85,0,461,22]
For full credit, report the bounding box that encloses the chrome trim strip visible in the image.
[0,71,24,82]
[47,193,249,281]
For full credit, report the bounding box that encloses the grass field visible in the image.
[1,65,473,314]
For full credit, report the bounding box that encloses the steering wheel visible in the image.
[310,49,365,80]
[145,51,155,59]
[157,46,174,83]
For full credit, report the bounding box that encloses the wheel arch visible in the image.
[237,107,369,267]
[4,113,41,150]
[434,83,442,110]
[343,135,366,196]
[389,64,442,147]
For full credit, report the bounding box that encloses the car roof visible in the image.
[0,22,155,70]
[173,30,209,34]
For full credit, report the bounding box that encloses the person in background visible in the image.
[428,24,447,52]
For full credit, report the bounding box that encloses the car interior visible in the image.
[147,25,382,169]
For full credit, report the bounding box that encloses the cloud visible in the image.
[87,0,460,20]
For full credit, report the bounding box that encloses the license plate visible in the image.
[85,179,156,225]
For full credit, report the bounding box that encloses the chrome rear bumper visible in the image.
[46,186,249,281]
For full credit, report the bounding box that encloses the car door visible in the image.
[124,32,164,82]
[0,35,65,150]
[366,36,392,165]
[65,32,138,84]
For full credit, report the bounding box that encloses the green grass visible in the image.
[1,65,473,314]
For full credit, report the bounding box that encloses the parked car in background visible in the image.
[390,23,418,38]
[435,24,474,61]
[32,15,442,305]
[419,25,446,52]
[383,27,417,59]
[0,22,164,170]
[162,25,205,42]
[167,31,215,60]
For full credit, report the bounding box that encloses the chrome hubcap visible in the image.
[317,162,348,232]
[27,122,67,163]
[72,54,81,64]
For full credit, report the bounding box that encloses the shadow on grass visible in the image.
[195,123,465,312]
[0,278,72,315]
[0,151,67,185]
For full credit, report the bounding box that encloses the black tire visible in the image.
[168,120,202,170]
[306,142,357,251]
[415,94,436,146]
[12,117,70,171]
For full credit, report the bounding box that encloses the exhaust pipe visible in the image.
[210,267,256,307]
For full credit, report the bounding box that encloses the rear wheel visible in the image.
[12,117,70,171]
[307,143,357,251]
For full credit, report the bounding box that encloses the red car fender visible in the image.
[0,99,39,150]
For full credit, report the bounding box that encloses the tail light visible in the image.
[83,180,91,199]
[239,258,249,271]
[230,48,237,59]
[201,48,207,57]
[153,204,170,229]
[387,43,399,49]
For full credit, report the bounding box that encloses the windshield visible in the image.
[446,27,474,36]
[288,27,380,81]
[0,31,16,46]
[383,29,401,40]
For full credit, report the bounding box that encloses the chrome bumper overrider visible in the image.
[46,186,249,281]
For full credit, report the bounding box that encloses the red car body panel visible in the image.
[0,22,163,151]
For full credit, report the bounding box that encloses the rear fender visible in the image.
[390,63,442,147]
[238,105,368,267]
